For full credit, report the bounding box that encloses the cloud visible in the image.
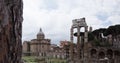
[23,0,120,44]
[107,15,120,25]
[42,0,58,10]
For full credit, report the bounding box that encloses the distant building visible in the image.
[22,28,51,56]
[88,26,92,32]
[48,45,66,59]
[60,40,70,48]
[22,41,31,55]
[22,28,69,59]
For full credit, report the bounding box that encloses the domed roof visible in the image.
[37,28,44,36]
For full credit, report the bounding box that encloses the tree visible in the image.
[88,32,94,41]
[105,25,120,36]
[93,38,101,46]
[0,0,23,63]
[92,28,107,38]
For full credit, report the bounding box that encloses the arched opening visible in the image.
[114,50,120,63]
[114,50,120,57]
[90,49,97,58]
[98,52,105,59]
[107,49,113,59]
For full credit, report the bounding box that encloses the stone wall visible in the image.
[0,0,23,63]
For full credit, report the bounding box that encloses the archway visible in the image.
[98,52,107,63]
[114,50,120,63]
[90,49,97,58]
[114,50,120,57]
[107,49,113,59]
[98,52,105,59]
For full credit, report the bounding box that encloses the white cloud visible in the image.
[23,0,120,44]
[107,15,120,25]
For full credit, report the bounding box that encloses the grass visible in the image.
[22,56,37,63]
[22,56,67,63]
[48,58,66,63]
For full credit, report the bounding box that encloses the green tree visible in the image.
[92,28,107,39]
[105,24,120,36]
[88,32,94,41]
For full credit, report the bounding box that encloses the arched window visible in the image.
[90,49,97,58]
[114,50,120,57]
[98,52,105,59]
[107,49,113,59]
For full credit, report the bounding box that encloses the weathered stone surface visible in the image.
[0,0,23,63]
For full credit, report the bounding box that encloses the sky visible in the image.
[22,0,120,44]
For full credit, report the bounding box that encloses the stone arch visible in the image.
[106,49,113,59]
[114,50,120,63]
[90,49,97,58]
[114,50,120,57]
[98,51,105,59]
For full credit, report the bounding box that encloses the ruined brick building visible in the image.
[68,18,120,63]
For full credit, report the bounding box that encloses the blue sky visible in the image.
[23,0,120,44]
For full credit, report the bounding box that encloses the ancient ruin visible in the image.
[0,0,23,63]
[69,18,120,63]
[70,18,88,63]
[22,17,120,63]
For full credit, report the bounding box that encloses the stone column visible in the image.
[77,26,81,60]
[70,27,74,63]
[84,26,88,43]
[81,26,88,63]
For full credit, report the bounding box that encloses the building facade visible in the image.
[23,28,51,56]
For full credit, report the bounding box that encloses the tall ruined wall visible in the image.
[0,0,23,63]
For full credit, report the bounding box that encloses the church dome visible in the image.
[37,28,44,35]
[37,28,45,39]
